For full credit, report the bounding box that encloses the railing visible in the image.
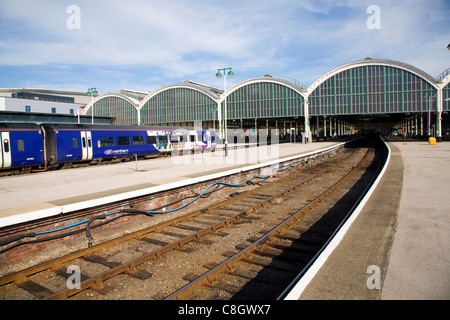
[436,68,450,81]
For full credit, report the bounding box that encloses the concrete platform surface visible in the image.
[298,140,450,300]
[381,141,450,300]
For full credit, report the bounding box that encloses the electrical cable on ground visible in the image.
[0,156,319,253]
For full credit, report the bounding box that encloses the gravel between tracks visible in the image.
[1,147,368,300]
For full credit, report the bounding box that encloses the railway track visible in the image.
[0,137,385,300]
[168,140,382,300]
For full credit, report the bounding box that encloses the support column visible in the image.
[303,100,311,143]
[420,114,424,136]
[217,101,223,140]
[415,114,418,136]
[316,116,320,138]
[436,88,443,141]
[334,118,337,137]
[408,116,411,136]
[329,117,332,137]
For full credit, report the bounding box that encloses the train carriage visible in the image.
[91,128,160,160]
[187,129,217,152]
[1,123,217,174]
[0,123,45,172]
[41,124,167,165]
[199,129,217,150]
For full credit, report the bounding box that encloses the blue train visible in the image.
[0,123,217,175]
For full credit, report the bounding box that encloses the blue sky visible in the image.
[0,0,449,94]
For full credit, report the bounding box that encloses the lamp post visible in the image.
[216,67,234,157]
[87,88,98,124]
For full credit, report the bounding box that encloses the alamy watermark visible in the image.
[366,265,381,289]
[66,265,81,289]
[66,5,81,30]
[366,5,381,30]
[170,127,280,167]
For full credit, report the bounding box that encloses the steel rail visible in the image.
[45,146,356,299]
[277,139,387,299]
[164,146,373,300]
[0,143,357,299]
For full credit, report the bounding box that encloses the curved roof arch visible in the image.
[306,58,439,95]
[84,93,140,113]
[139,82,220,108]
[223,76,307,102]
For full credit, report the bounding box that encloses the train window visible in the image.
[3,139,9,153]
[190,135,196,142]
[118,136,130,146]
[100,137,115,147]
[211,136,216,143]
[133,136,145,145]
[82,137,86,148]
[147,136,157,144]
[17,139,25,152]
[72,137,78,149]
[88,138,92,148]
[170,136,179,143]
[158,136,168,144]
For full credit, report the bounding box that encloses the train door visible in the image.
[80,131,93,160]
[206,131,211,149]
[0,132,12,168]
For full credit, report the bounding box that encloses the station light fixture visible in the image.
[87,88,98,124]
[86,88,98,95]
[215,67,234,157]
[216,69,234,79]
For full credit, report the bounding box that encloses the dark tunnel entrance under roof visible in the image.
[309,111,450,140]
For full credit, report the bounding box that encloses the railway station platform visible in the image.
[3,138,448,301]
[297,140,450,300]
[0,140,342,228]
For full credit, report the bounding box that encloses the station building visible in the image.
[82,58,450,141]
[2,58,449,141]
[0,88,112,124]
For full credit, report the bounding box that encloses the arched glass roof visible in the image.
[307,59,440,116]
[83,58,448,125]
[222,76,307,119]
[139,83,218,124]
[307,58,438,94]
[84,93,140,125]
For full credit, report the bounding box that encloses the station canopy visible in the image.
[83,58,449,126]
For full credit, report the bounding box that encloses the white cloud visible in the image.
[0,0,263,66]
[0,0,448,91]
